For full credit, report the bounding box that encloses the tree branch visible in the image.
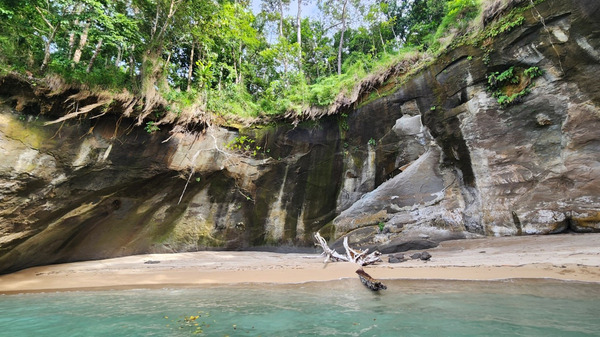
[156,0,182,44]
[35,6,54,30]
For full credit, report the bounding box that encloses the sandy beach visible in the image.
[1,233,599,294]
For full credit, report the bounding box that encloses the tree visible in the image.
[0,0,463,118]
[214,2,260,86]
[299,18,335,81]
[318,0,360,75]
[261,0,291,72]
[365,1,396,53]
[261,0,290,40]
[399,0,447,47]
[295,0,310,69]
[30,0,68,71]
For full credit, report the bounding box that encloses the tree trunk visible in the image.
[67,4,83,59]
[151,4,160,40]
[155,0,179,45]
[279,0,288,73]
[86,38,103,73]
[278,0,284,38]
[218,67,222,91]
[337,0,348,75]
[187,43,195,91]
[115,44,122,67]
[238,44,243,84]
[128,44,136,82]
[297,0,302,68]
[67,20,78,59]
[371,34,376,53]
[379,27,386,53]
[232,50,238,84]
[40,23,60,72]
[164,51,172,70]
[72,21,90,64]
[35,6,60,72]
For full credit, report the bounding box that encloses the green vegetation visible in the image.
[0,0,543,125]
[144,121,160,134]
[524,66,543,78]
[487,66,543,107]
[483,14,525,40]
[225,135,270,157]
[430,0,480,52]
[470,0,547,65]
[475,12,526,64]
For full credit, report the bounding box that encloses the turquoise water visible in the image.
[1,279,599,336]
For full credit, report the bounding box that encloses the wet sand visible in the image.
[1,233,599,294]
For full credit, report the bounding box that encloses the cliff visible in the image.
[1,0,599,273]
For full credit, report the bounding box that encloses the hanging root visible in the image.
[45,97,112,125]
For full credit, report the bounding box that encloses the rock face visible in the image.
[334,0,600,242]
[0,0,599,273]
[0,107,345,272]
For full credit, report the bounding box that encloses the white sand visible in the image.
[1,233,599,293]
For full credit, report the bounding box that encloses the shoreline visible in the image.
[1,233,599,294]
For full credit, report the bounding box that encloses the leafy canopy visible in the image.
[0,0,490,122]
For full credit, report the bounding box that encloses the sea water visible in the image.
[1,279,599,336]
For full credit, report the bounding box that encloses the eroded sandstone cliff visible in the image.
[1,0,598,273]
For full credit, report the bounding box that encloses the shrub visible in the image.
[486,65,543,107]
[430,0,481,52]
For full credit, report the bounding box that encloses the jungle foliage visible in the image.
[0,0,488,122]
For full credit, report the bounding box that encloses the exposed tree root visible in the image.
[45,96,112,125]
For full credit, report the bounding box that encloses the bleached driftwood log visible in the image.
[314,232,386,291]
[314,232,382,266]
[314,232,347,263]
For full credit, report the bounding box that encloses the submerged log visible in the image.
[356,268,387,291]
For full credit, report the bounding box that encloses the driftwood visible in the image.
[314,232,387,291]
[314,232,382,266]
[314,232,348,263]
[356,268,387,291]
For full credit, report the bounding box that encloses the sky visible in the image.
[248,0,375,43]
[250,0,320,20]
[250,0,321,43]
